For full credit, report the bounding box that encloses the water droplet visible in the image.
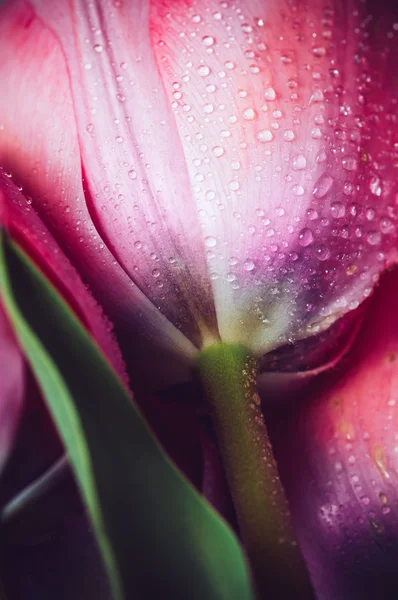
[116,135,124,143]
[369,175,382,196]
[242,107,257,121]
[313,173,334,198]
[152,268,161,278]
[298,228,314,246]
[212,146,225,157]
[292,154,307,170]
[381,218,394,234]
[307,208,319,220]
[342,156,358,171]
[244,259,255,272]
[241,23,253,33]
[316,245,331,261]
[312,46,326,57]
[309,89,325,104]
[379,492,388,505]
[197,65,211,77]
[283,129,295,142]
[292,184,305,196]
[128,169,137,180]
[367,231,381,246]
[224,60,235,70]
[86,123,95,133]
[331,202,345,219]
[257,129,273,143]
[205,236,217,248]
[311,127,322,139]
[134,240,142,249]
[229,181,240,191]
[203,103,214,113]
[202,36,215,47]
[264,87,276,101]
[94,44,103,53]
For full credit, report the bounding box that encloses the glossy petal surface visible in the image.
[151,0,398,352]
[272,268,398,600]
[0,171,127,383]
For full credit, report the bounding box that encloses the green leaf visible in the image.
[0,231,254,600]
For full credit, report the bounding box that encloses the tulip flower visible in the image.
[0,0,397,598]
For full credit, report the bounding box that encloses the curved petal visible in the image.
[0,0,197,389]
[151,0,398,353]
[271,268,398,600]
[0,171,128,385]
[0,302,24,475]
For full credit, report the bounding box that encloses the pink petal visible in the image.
[0,0,196,389]
[270,268,398,599]
[0,171,128,386]
[151,0,398,352]
[0,302,25,474]
[28,0,217,347]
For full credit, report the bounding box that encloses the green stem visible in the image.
[196,343,314,599]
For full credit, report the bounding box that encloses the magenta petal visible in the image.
[151,0,398,352]
[0,171,128,385]
[271,268,398,599]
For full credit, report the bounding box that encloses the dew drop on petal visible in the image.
[311,127,322,139]
[313,173,334,198]
[342,156,358,171]
[298,228,314,247]
[202,36,215,47]
[330,201,345,219]
[292,184,305,196]
[264,87,276,101]
[205,236,217,248]
[283,129,295,142]
[242,107,257,121]
[367,231,381,246]
[257,129,273,143]
[197,65,211,77]
[312,46,326,57]
[212,146,225,157]
[292,154,307,170]
[244,259,255,272]
[316,245,331,261]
